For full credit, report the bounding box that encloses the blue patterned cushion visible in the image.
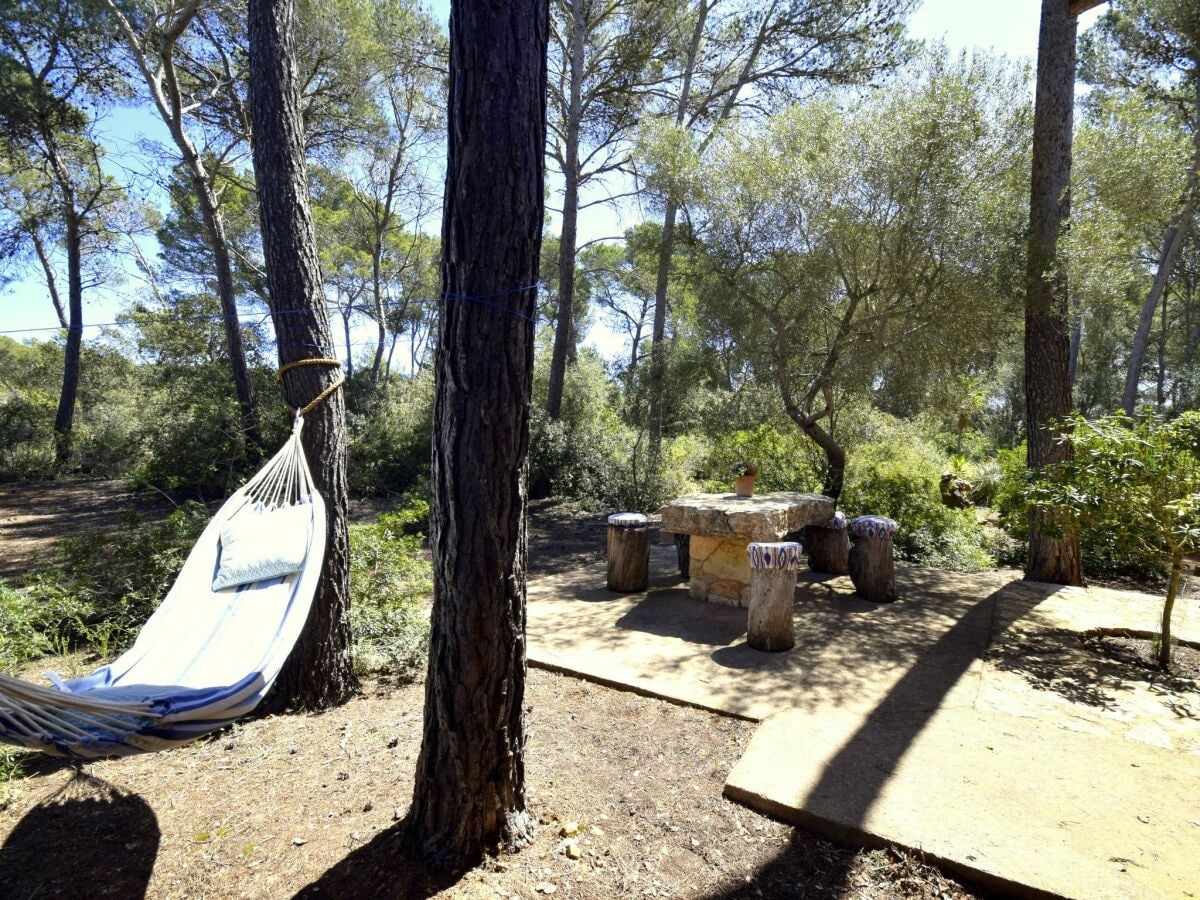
[608,513,648,528]
[815,511,847,530]
[747,541,803,570]
[213,502,312,591]
[848,515,899,538]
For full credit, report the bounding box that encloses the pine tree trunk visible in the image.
[546,0,585,421]
[248,0,358,712]
[406,0,547,871]
[1123,198,1196,415]
[196,180,264,463]
[1025,0,1082,586]
[647,197,677,463]
[53,209,83,469]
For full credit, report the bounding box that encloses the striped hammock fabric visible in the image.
[0,417,326,759]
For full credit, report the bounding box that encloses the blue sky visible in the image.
[2,0,1106,353]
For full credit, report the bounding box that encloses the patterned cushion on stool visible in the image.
[814,511,847,530]
[848,515,899,538]
[607,512,648,528]
[748,541,803,570]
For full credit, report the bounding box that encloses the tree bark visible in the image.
[546,0,586,421]
[1159,551,1182,669]
[1123,198,1195,415]
[808,526,849,575]
[848,535,897,604]
[607,523,649,592]
[53,207,83,468]
[31,229,67,328]
[248,0,358,712]
[406,0,547,871]
[747,567,796,652]
[196,179,264,462]
[1024,0,1082,586]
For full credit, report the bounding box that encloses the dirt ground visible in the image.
[0,480,981,899]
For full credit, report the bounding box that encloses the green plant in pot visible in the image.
[732,461,759,498]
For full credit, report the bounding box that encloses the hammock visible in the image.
[0,416,325,759]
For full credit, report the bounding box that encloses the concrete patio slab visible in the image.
[526,548,1200,898]
[724,704,1200,899]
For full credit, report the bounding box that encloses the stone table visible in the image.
[660,492,834,607]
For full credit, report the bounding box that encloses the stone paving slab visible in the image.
[526,551,1200,898]
[725,705,1200,900]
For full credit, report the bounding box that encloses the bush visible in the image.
[347,373,434,498]
[348,499,432,680]
[700,424,822,493]
[21,503,211,658]
[0,583,54,672]
[842,442,994,572]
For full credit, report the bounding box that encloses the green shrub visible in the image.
[347,373,434,498]
[348,499,432,680]
[0,745,26,810]
[0,583,53,672]
[700,424,822,493]
[842,442,994,572]
[21,503,211,658]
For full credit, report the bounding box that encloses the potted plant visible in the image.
[732,461,759,498]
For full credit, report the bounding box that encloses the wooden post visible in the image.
[848,516,899,604]
[747,542,800,652]
[808,512,849,575]
[607,513,649,592]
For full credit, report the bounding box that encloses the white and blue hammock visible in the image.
[0,418,325,759]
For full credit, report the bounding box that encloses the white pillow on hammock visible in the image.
[213,502,313,591]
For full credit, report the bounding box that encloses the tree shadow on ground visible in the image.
[0,771,160,899]
[708,579,1049,899]
[292,822,461,900]
[616,589,748,646]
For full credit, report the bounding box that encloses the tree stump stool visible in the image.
[607,513,649,592]
[808,511,849,575]
[673,533,690,579]
[848,515,899,603]
[746,542,801,652]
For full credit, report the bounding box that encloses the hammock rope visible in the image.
[278,357,345,417]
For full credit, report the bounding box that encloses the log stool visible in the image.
[746,541,801,652]
[673,533,690,579]
[848,515,899,603]
[808,511,849,575]
[607,513,649,592]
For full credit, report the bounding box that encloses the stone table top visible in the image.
[660,492,835,543]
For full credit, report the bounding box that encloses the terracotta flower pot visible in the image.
[734,474,757,498]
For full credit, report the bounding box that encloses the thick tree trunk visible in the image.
[53,210,83,469]
[1024,0,1082,586]
[196,181,264,463]
[546,0,586,421]
[406,0,548,871]
[248,0,358,712]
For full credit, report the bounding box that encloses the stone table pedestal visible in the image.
[660,492,834,608]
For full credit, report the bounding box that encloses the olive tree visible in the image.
[692,53,1029,499]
